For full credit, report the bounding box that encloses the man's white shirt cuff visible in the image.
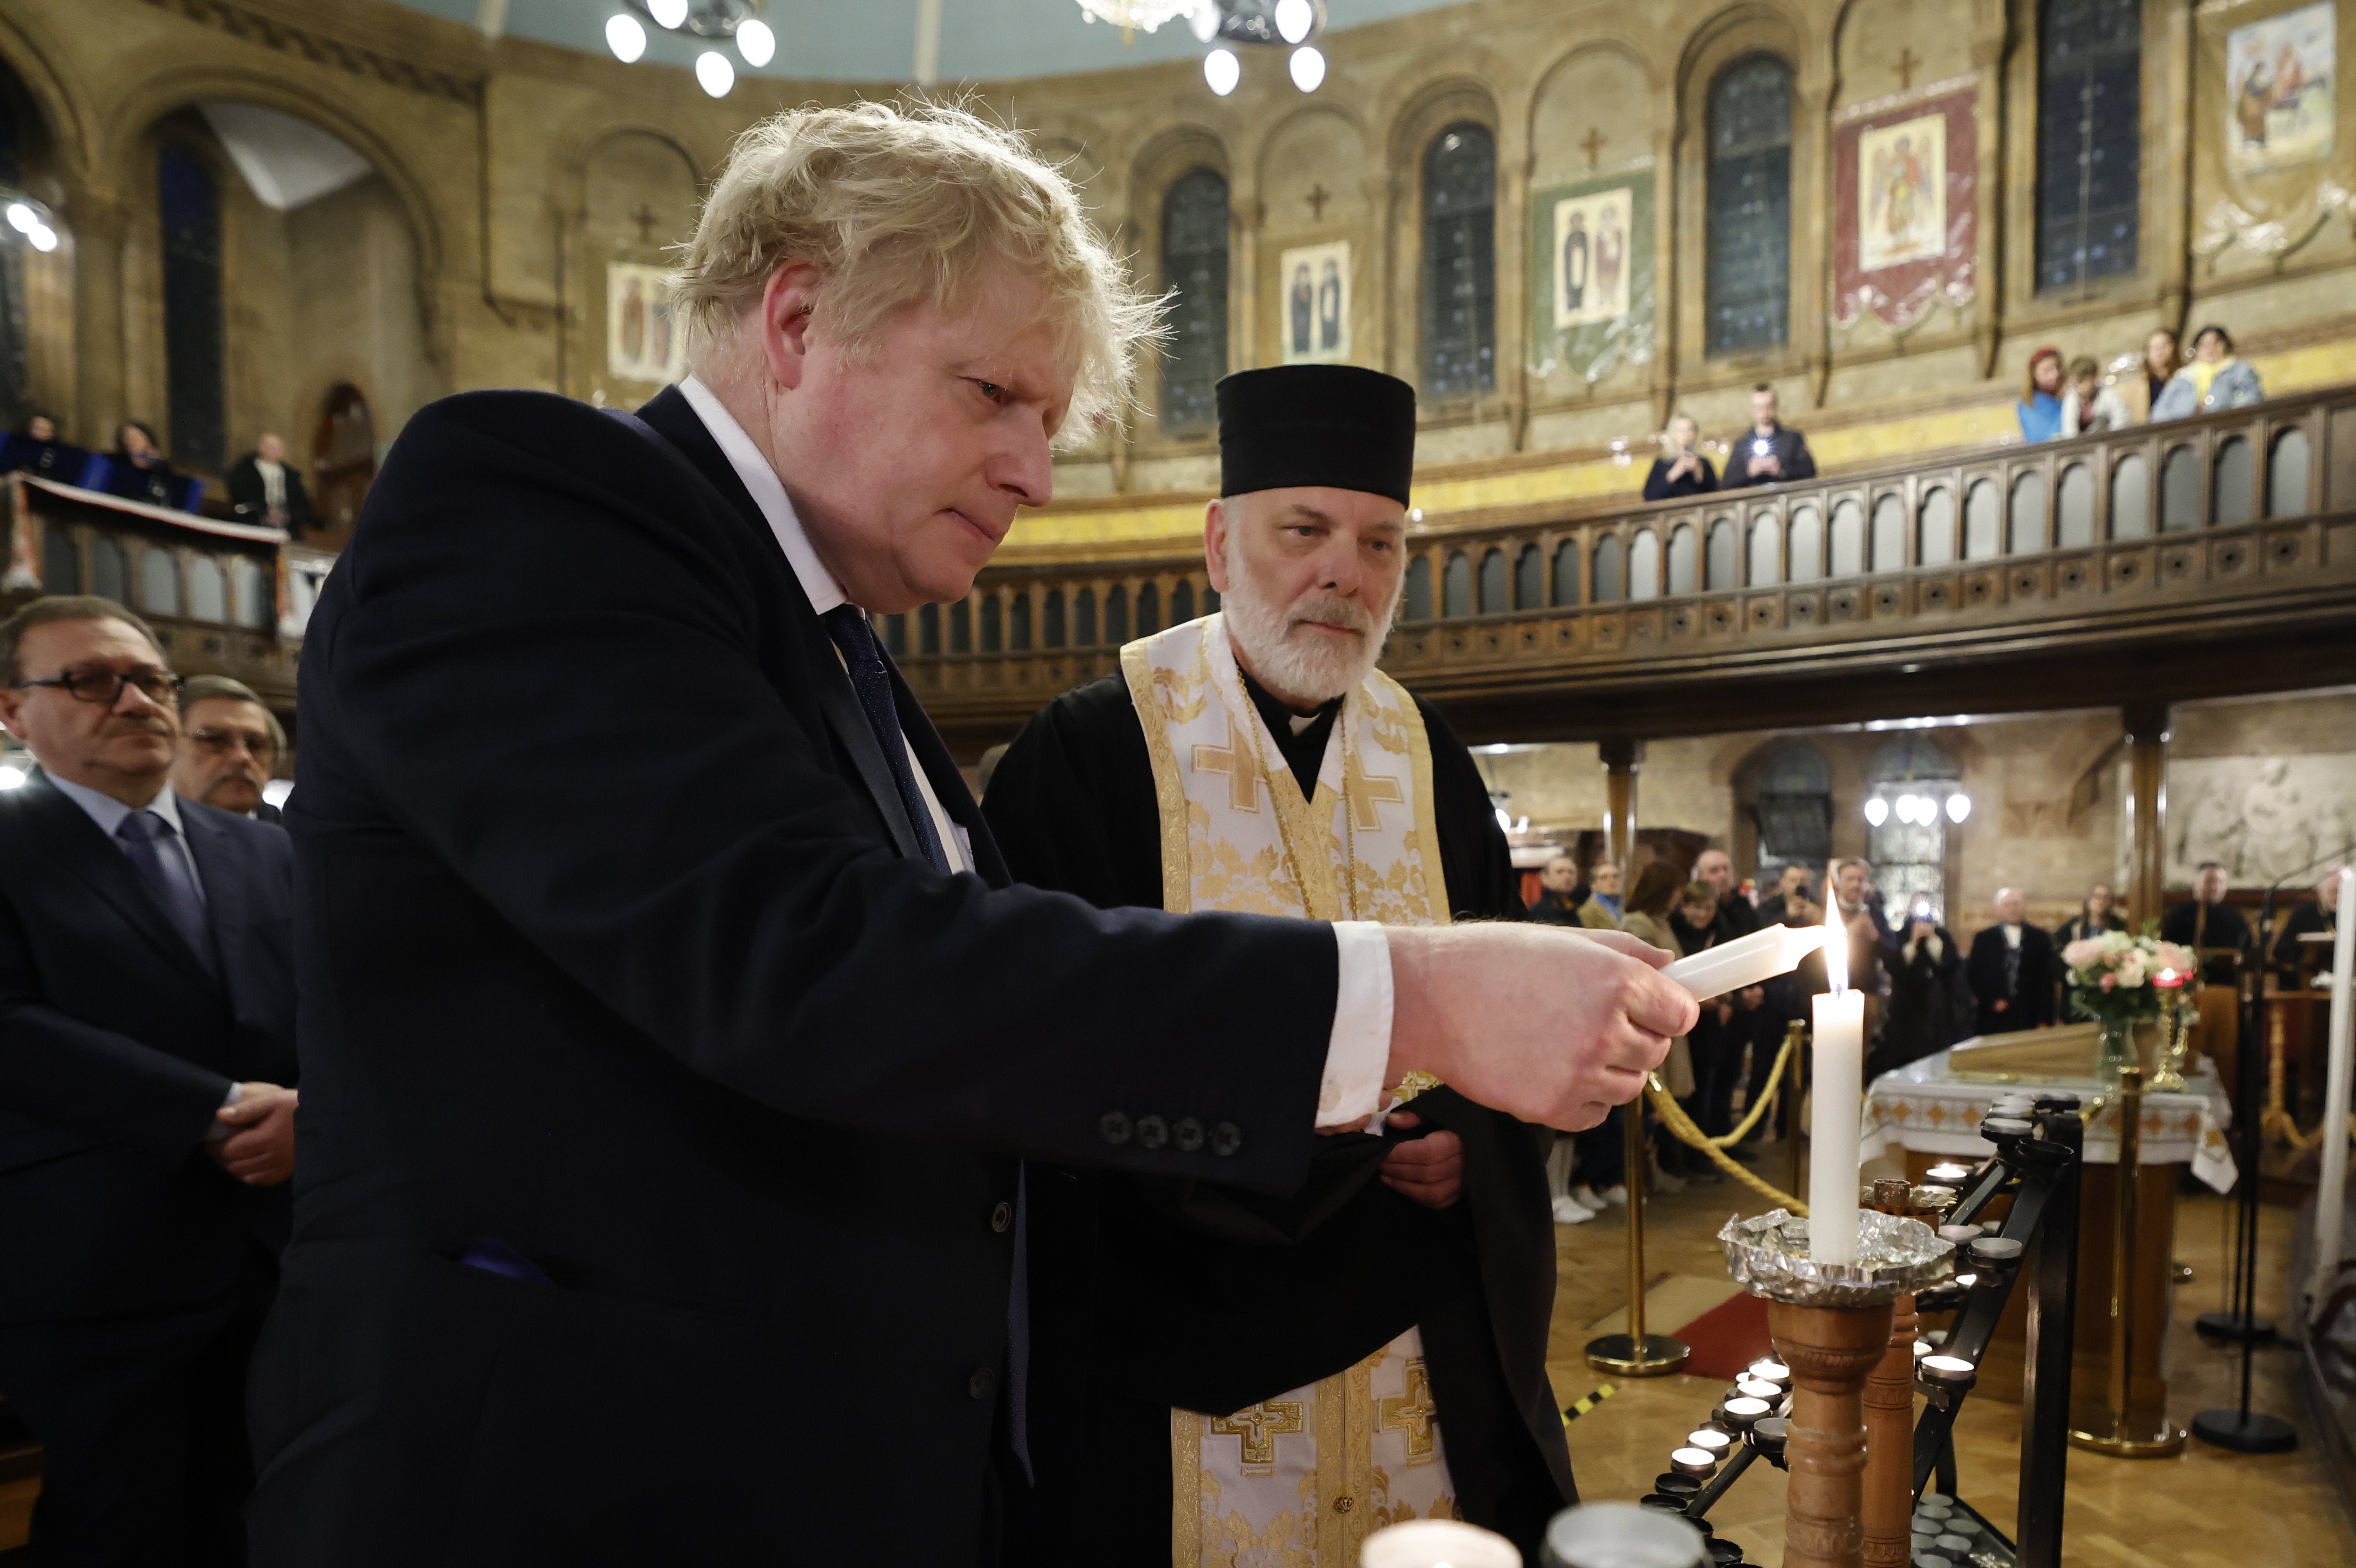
[1316,921,1393,1127]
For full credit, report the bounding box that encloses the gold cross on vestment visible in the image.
[1191,716,1263,814]
[631,203,659,242]
[1894,47,1921,90]
[1344,746,1406,832]
[1306,183,1332,221]
[1377,1357,1439,1462]
[1210,1400,1306,1468]
[1580,126,1607,171]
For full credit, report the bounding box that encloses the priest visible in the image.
[984,365,1576,1566]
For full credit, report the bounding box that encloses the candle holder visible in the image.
[1719,1210,1955,1568]
[2150,984,2193,1094]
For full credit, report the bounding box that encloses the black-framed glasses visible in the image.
[18,668,184,705]
[188,725,277,761]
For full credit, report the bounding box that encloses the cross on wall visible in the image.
[631,203,660,242]
[1305,183,1332,222]
[1580,126,1607,172]
[1893,47,1922,91]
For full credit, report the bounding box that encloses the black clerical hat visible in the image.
[1216,366,1416,507]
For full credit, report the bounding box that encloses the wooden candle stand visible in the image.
[1860,1291,1919,1567]
[1769,1298,1895,1568]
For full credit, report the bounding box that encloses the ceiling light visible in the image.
[1188,0,1220,42]
[735,17,774,66]
[1204,46,1239,95]
[27,224,55,252]
[605,14,646,60]
[648,0,690,28]
[1864,796,1889,827]
[1275,0,1314,44]
[695,50,735,96]
[1945,792,1972,824]
[1289,44,1325,92]
[4,203,31,234]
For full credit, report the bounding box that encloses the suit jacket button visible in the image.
[1136,1114,1168,1150]
[1211,1122,1242,1157]
[969,1367,996,1400]
[1174,1117,1205,1153]
[1100,1111,1132,1145]
[990,1201,1014,1234]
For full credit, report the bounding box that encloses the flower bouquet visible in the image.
[2060,930,2198,1082]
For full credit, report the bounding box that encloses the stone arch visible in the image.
[0,10,99,185]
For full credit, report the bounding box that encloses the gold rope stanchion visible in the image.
[1648,1075,1811,1214]
[1585,1096,1691,1376]
[1785,1018,1808,1207]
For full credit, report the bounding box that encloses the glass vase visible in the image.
[2096,1019,2141,1086]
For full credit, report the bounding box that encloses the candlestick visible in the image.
[2311,866,2356,1312]
[1664,919,1829,1000]
[1809,898,1865,1265]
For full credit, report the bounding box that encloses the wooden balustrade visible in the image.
[894,386,2356,752]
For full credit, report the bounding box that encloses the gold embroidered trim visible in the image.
[1123,635,1198,916]
[1170,1407,1202,1566]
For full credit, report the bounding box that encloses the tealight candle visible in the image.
[1670,1446,1718,1479]
[1746,1358,1791,1386]
[1921,1354,1976,1387]
[1935,1534,1974,1556]
[1926,1161,1972,1182]
[1686,1429,1733,1458]
[1937,1224,1981,1244]
[1720,1396,1772,1430]
[1735,1376,1780,1400]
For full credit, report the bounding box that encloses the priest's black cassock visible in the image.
[983,662,1575,1563]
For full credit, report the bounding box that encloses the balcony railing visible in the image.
[6,474,323,707]
[888,385,2356,748]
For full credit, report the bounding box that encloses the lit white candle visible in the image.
[1663,918,1829,1001]
[1809,893,1865,1264]
[2309,867,2355,1310]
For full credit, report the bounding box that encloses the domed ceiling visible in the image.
[398,0,1460,82]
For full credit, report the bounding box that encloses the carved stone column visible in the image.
[69,191,129,448]
[2123,702,2171,928]
[1770,1298,1895,1568]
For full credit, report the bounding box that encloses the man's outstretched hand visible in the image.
[1383,924,1695,1131]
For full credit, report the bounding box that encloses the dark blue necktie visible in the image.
[116,811,215,972]
[822,606,950,875]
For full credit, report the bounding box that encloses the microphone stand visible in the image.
[2190,840,2353,1453]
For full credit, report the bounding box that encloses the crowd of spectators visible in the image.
[1529,846,2336,1226]
[2,413,317,534]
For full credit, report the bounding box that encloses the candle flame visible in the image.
[1824,891,1847,995]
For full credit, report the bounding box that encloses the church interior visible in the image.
[3,0,2356,1563]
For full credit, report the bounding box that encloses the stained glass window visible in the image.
[1160,168,1229,435]
[1706,56,1794,356]
[2036,0,2140,294]
[160,145,226,471]
[1421,123,1496,398]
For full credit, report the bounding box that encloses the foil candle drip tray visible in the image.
[1719,1209,1957,1307]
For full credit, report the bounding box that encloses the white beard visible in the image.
[1219,537,1401,705]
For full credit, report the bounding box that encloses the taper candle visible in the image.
[1808,894,1865,1264]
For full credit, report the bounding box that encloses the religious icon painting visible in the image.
[2225,1,2336,174]
[1552,187,1633,329]
[606,261,685,384]
[1857,113,1947,273]
[1278,241,1352,365]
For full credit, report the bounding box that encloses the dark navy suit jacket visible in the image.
[246,386,1343,1566]
[0,772,296,1323]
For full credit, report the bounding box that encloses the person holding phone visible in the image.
[1723,384,1817,490]
[1883,901,1967,1071]
[1642,413,1718,501]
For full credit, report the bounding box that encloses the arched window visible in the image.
[1752,741,1832,887]
[1421,123,1497,398]
[1478,547,1508,613]
[1667,524,1699,596]
[159,144,226,471]
[1514,544,1543,610]
[187,554,228,622]
[1404,556,1434,621]
[1866,734,1960,920]
[1442,552,1473,618]
[232,554,271,629]
[1705,55,1794,356]
[42,522,79,594]
[1629,529,1663,600]
[2036,0,2140,294]
[1552,540,1580,606]
[1160,167,1229,435]
[1592,535,1624,602]
[1704,518,1738,589]
[140,547,181,617]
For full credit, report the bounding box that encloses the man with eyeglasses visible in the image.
[173,674,287,822]
[0,595,299,1567]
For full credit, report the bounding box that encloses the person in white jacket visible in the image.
[2058,355,2132,437]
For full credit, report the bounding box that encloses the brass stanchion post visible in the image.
[1787,1019,1808,1203]
[1586,1097,1690,1375]
[2069,1064,2186,1455]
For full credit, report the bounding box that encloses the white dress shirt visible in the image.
[254,456,287,510]
[673,377,1394,1128]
